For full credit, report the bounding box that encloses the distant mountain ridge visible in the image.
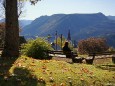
[22,13,108,35]
[19,20,33,28]
[107,16,115,20]
[1,13,115,47]
[0,19,33,28]
[21,13,115,47]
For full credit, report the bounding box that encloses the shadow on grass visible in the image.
[0,67,46,86]
[0,57,18,85]
[0,57,18,75]
[0,57,46,86]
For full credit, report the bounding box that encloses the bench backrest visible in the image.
[89,51,115,56]
[48,50,64,55]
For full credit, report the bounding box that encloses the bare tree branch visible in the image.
[0,0,42,18]
[0,0,25,19]
[2,0,5,8]
[18,0,26,18]
[0,0,5,18]
[30,0,41,5]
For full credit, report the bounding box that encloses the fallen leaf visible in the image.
[49,77,54,82]
[60,83,65,86]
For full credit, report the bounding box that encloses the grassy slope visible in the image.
[0,56,115,86]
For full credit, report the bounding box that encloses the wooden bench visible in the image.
[87,51,115,64]
[88,51,115,58]
[47,50,77,56]
[46,50,88,63]
[47,50,78,59]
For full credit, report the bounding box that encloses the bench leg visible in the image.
[112,56,115,64]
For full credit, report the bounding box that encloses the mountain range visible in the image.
[107,16,115,20]
[0,19,33,28]
[21,13,115,47]
[0,13,115,47]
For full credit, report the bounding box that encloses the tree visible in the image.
[0,23,5,47]
[1,0,40,57]
[0,0,25,18]
[78,37,109,54]
[1,0,19,57]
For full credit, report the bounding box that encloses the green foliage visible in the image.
[54,36,73,50]
[78,37,109,54]
[54,36,66,48]
[21,38,53,59]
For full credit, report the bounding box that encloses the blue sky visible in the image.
[22,0,115,20]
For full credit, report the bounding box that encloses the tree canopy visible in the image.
[78,37,109,54]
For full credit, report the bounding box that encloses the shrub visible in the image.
[108,47,115,52]
[78,37,109,54]
[21,38,53,59]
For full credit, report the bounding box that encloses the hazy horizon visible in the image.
[20,12,114,20]
[20,0,115,20]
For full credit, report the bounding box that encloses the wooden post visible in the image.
[55,31,57,50]
[60,34,62,50]
[112,55,115,64]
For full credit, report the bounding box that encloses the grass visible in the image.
[0,56,115,86]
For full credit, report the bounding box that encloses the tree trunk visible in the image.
[2,0,19,58]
